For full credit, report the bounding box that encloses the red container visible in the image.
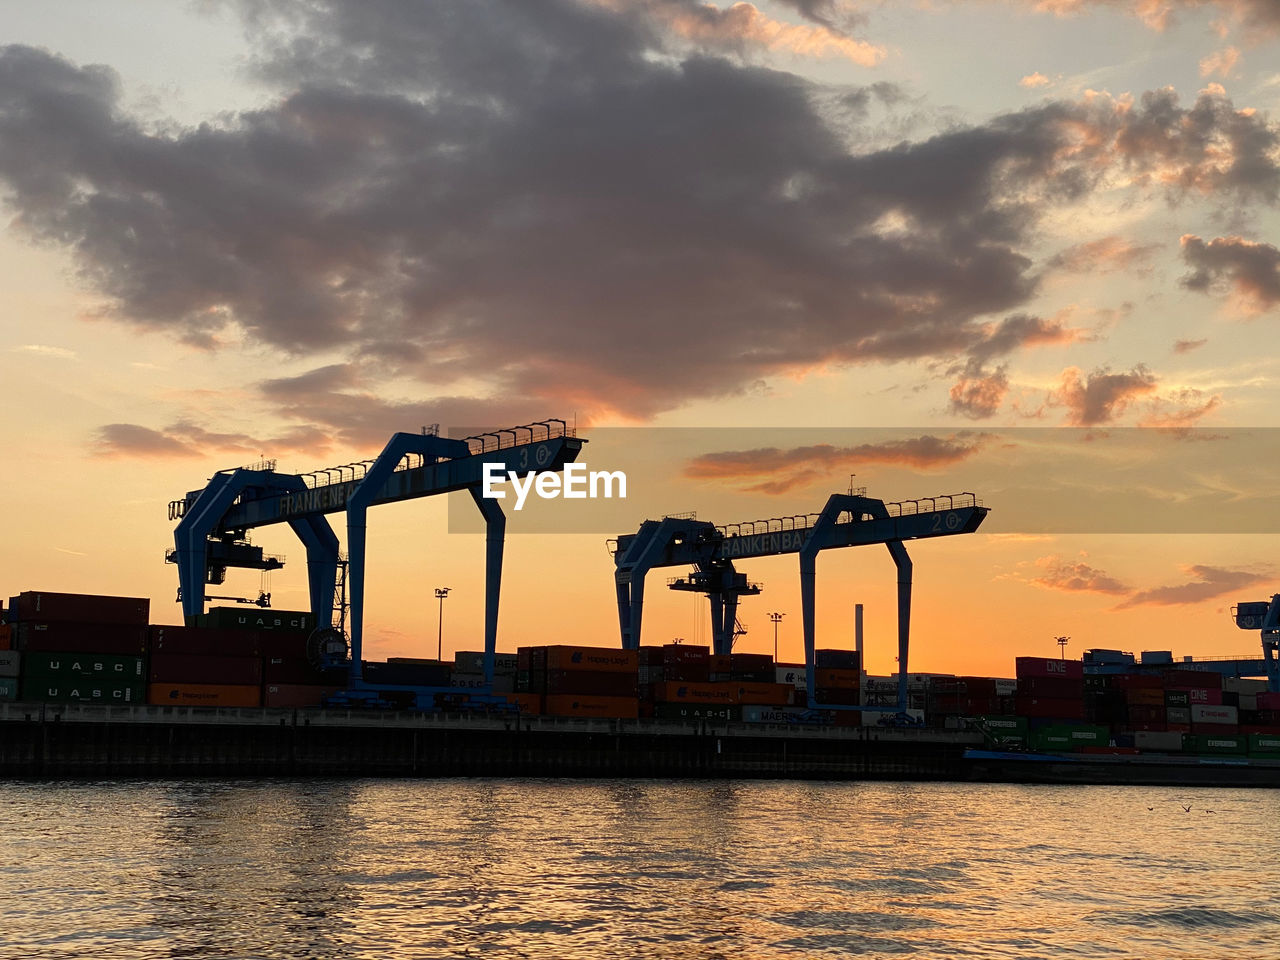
[1171,687,1222,706]
[1163,669,1222,689]
[814,688,861,705]
[1167,722,1192,733]
[264,656,335,685]
[544,670,637,697]
[1015,657,1083,680]
[709,654,732,673]
[18,622,147,654]
[263,684,342,708]
[1110,673,1163,690]
[1015,695,1085,720]
[14,591,149,626]
[150,653,263,685]
[662,644,710,665]
[730,653,774,673]
[0,624,11,651]
[1018,676,1085,698]
[543,695,639,718]
[1125,689,1164,707]
[663,662,711,683]
[637,647,665,667]
[657,681,737,704]
[1257,692,1280,711]
[1127,704,1164,723]
[733,682,792,706]
[148,625,263,658]
[259,632,311,659]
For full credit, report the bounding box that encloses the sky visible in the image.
[2,0,1280,677]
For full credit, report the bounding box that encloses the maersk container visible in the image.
[1186,733,1246,755]
[23,652,145,680]
[0,650,19,677]
[14,591,149,626]
[20,678,144,704]
[453,651,519,674]
[741,705,810,723]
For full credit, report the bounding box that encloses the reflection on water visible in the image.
[3,779,1279,959]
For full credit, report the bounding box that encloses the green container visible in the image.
[978,715,1028,736]
[0,677,17,700]
[1185,733,1246,755]
[199,608,315,633]
[1032,724,1109,751]
[1248,733,1280,755]
[22,652,146,681]
[654,703,740,722]
[19,678,145,704]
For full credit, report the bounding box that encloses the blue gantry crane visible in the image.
[168,420,584,699]
[1231,597,1280,692]
[611,491,988,711]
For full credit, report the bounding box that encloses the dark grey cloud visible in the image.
[1,1,1278,438]
[1180,234,1280,312]
[93,419,331,459]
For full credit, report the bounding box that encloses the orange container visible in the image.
[814,668,861,688]
[544,646,638,673]
[543,695,638,718]
[733,682,793,706]
[147,683,262,707]
[709,654,731,673]
[505,693,544,714]
[656,681,738,704]
[264,684,341,708]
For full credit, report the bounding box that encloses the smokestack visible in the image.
[855,603,864,706]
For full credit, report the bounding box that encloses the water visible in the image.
[2,780,1278,959]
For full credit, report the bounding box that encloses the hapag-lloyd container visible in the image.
[542,695,639,718]
[1014,657,1083,680]
[527,646,639,673]
[775,664,807,689]
[657,681,738,704]
[147,683,262,707]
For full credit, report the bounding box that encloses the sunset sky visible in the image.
[2,0,1279,677]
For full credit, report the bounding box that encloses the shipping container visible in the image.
[662,662,711,683]
[860,709,924,726]
[1015,657,1083,680]
[0,677,17,700]
[1014,695,1086,720]
[258,632,311,659]
[22,652,145,680]
[1185,733,1246,755]
[150,653,263,686]
[1224,677,1268,695]
[1018,676,1085,698]
[526,645,639,673]
[775,664,807,689]
[661,644,709,664]
[21,678,144,704]
[1191,704,1238,725]
[653,702,739,722]
[148,625,263,658]
[543,695,639,718]
[263,684,343,708]
[814,668,861,689]
[199,607,316,633]
[814,649,860,670]
[813,688,863,706]
[1134,730,1185,752]
[264,656,342,685]
[13,591,149,626]
[1031,724,1109,751]
[504,693,543,715]
[1248,732,1280,755]
[147,683,262,707]
[1259,692,1280,711]
[1164,689,1189,707]
[448,672,515,693]
[994,678,1018,696]
[0,650,18,677]
[1110,673,1163,690]
[656,681,738,704]
[1124,688,1164,707]
[363,660,451,686]
[733,682,793,706]
[1166,706,1191,725]
[0,623,11,651]
[729,653,773,673]
[741,705,811,723]
[543,669,637,697]
[453,651,520,674]
[1162,669,1222,690]
[17,622,147,655]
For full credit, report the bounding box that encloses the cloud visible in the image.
[949,361,1010,419]
[93,419,333,460]
[1032,1,1280,36]
[1180,234,1280,313]
[1138,387,1222,429]
[0,8,1278,430]
[684,433,992,493]
[1049,365,1158,425]
[1172,337,1208,353]
[1047,236,1158,274]
[1115,563,1270,608]
[12,344,78,360]
[1032,555,1130,594]
[967,312,1085,362]
[1200,46,1240,78]
[1019,72,1053,88]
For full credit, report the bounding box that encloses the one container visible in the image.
[1018,676,1086,698]
[147,683,262,707]
[1014,657,1083,680]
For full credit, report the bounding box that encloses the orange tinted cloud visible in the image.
[1048,235,1158,273]
[1173,338,1208,353]
[1138,388,1222,429]
[1180,234,1280,314]
[949,364,1010,419]
[1200,46,1241,78]
[1032,555,1130,594]
[94,421,332,460]
[1020,72,1053,88]
[1114,563,1270,608]
[684,433,992,493]
[1050,366,1158,426]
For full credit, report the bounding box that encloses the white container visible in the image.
[1191,703,1238,725]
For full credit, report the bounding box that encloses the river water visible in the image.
[2,779,1277,959]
